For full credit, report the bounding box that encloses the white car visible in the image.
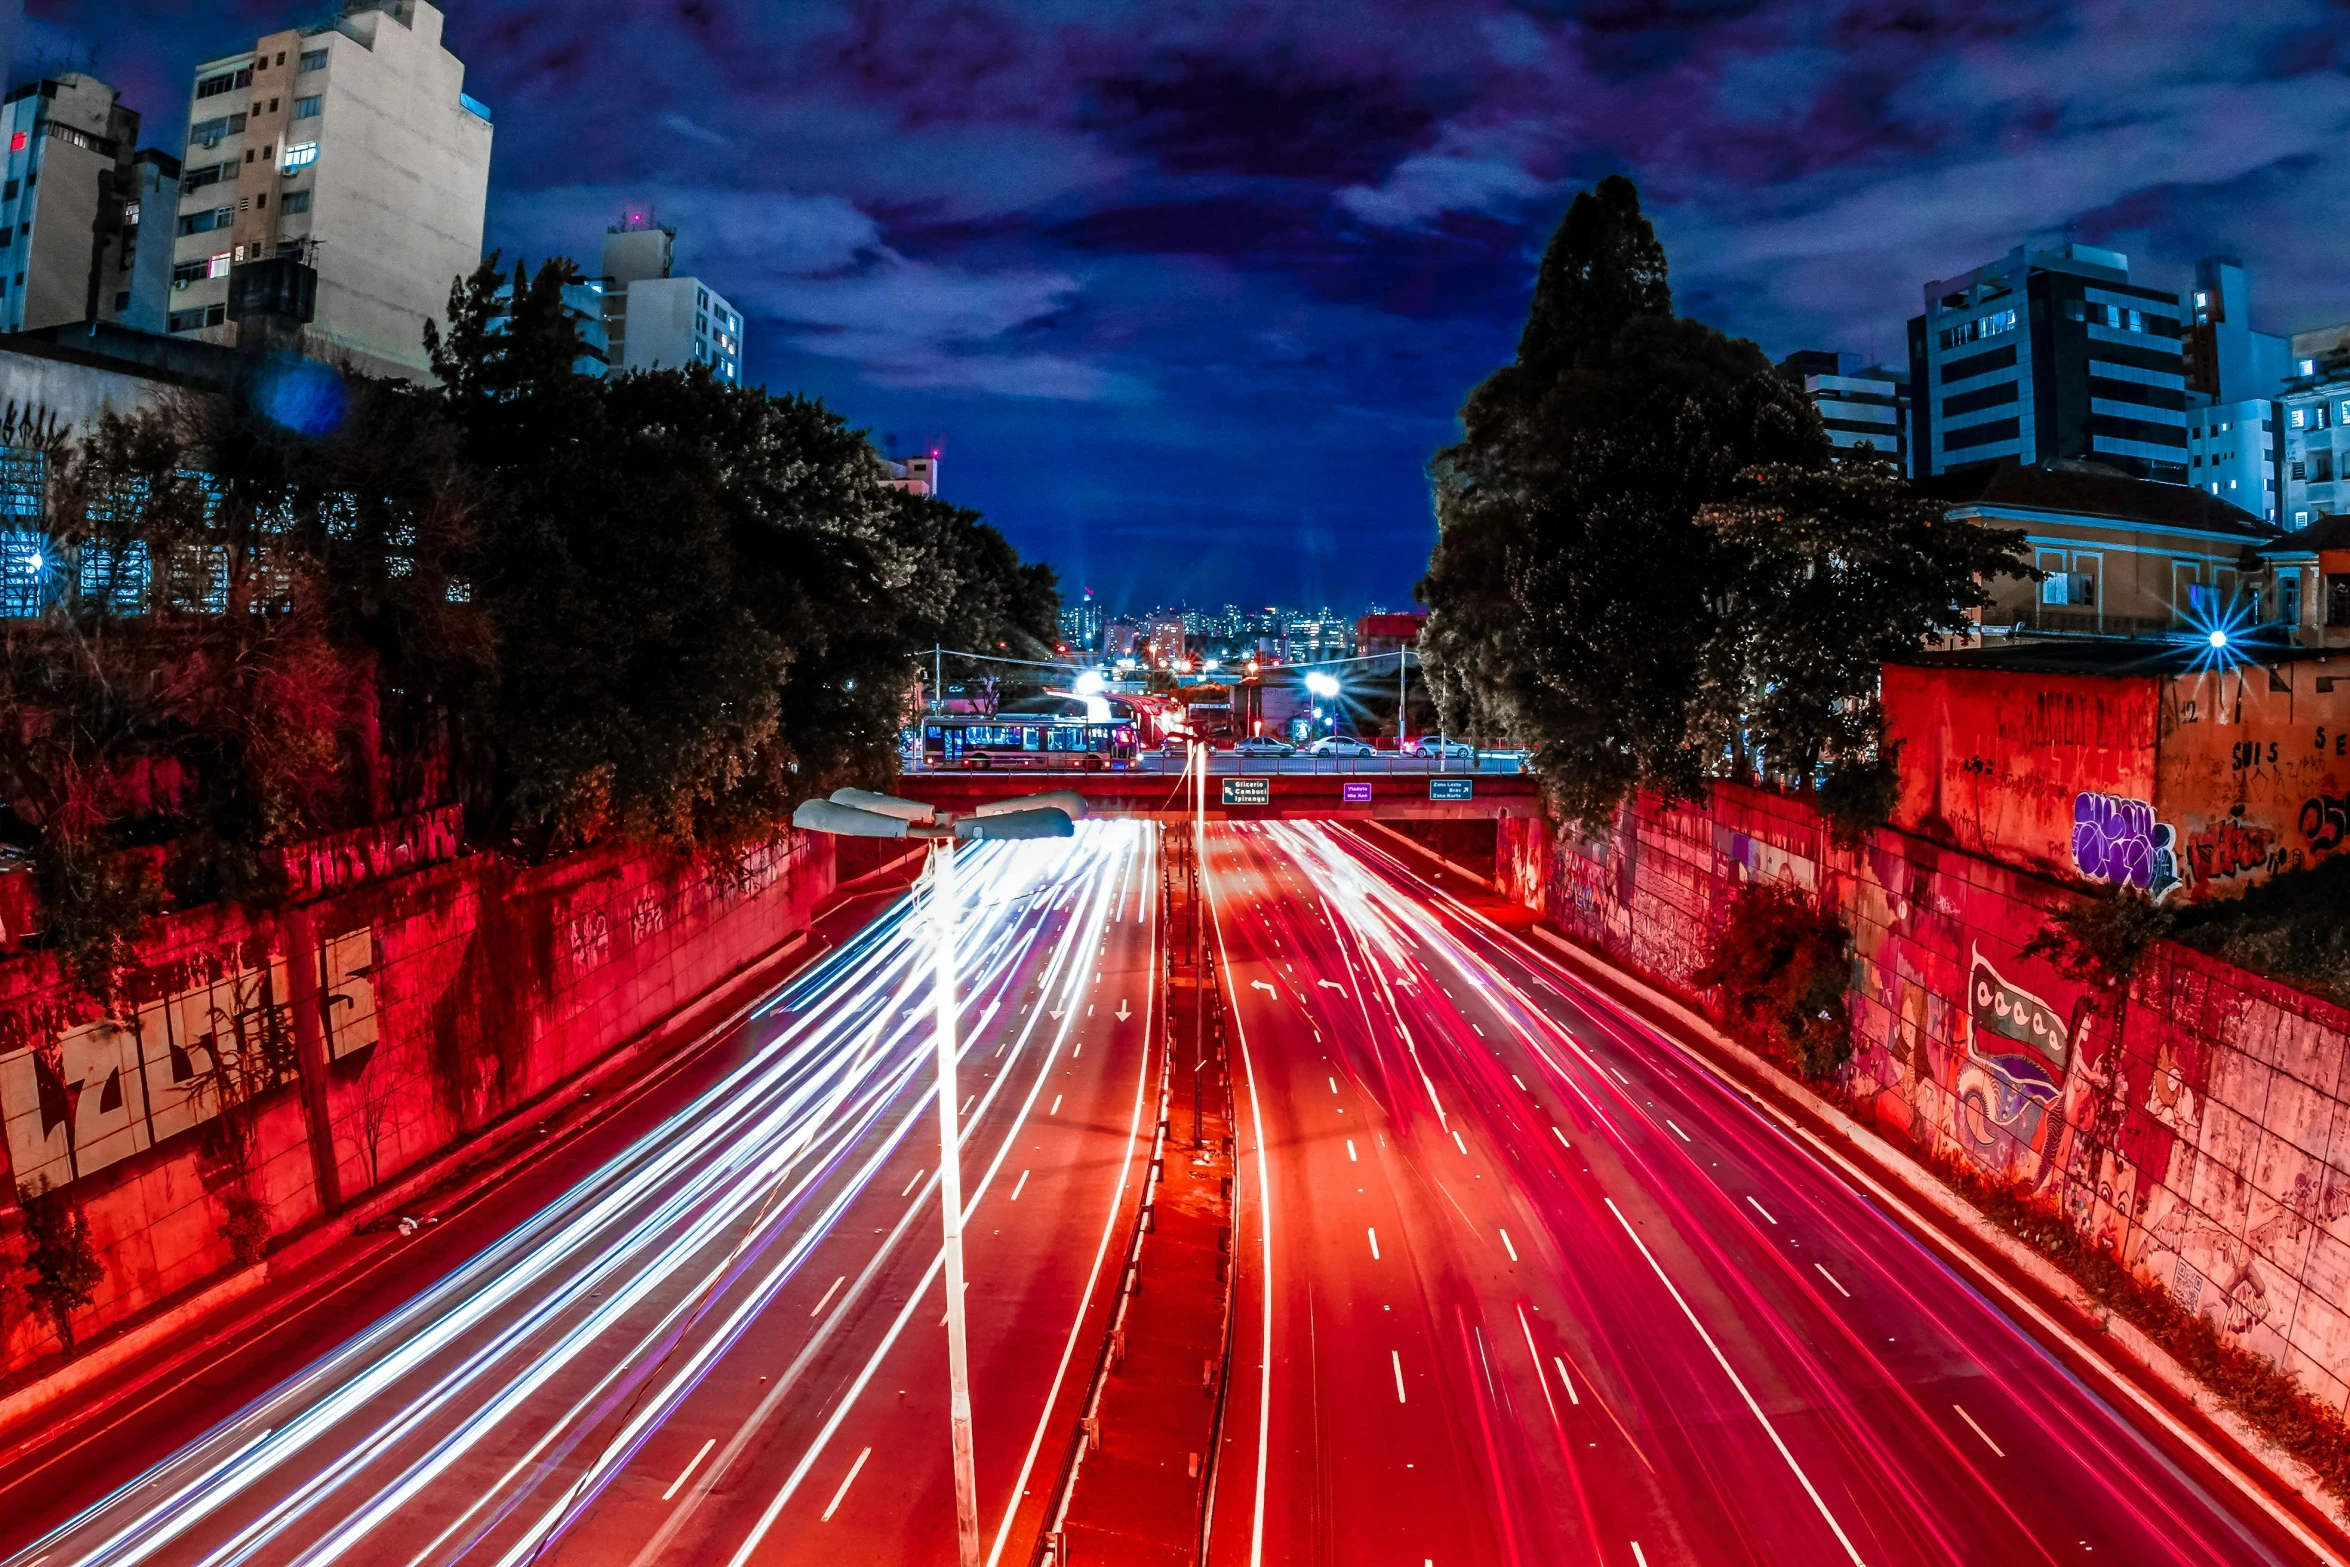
[1231,736,1295,758]
[1306,735,1378,757]
[1407,736,1476,761]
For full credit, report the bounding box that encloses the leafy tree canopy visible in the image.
[1419,176,2023,830]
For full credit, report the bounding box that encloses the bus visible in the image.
[920,716,1140,771]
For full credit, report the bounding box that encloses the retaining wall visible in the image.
[1500,782,2350,1410]
[0,829,835,1375]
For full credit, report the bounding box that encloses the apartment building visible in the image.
[168,0,491,380]
[883,453,938,495]
[0,74,177,334]
[598,216,742,381]
[1907,243,2189,484]
[1778,349,1907,469]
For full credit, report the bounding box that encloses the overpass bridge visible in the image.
[893,768,1542,821]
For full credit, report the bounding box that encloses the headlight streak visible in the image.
[10,824,1145,1567]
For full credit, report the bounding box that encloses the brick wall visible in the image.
[1503,782,2350,1410]
[0,831,835,1374]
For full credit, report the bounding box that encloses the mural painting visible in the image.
[1948,945,2079,1184]
[2069,792,2185,901]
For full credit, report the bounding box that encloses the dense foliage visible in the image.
[2167,855,2350,1007]
[1419,176,2025,830]
[1693,880,1853,1080]
[2,255,1058,991]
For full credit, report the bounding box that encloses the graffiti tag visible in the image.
[2071,792,2184,900]
[2301,793,2350,852]
[2186,819,2277,884]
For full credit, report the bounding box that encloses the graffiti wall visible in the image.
[1889,656,2350,904]
[1527,778,2350,1412]
[0,829,836,1376]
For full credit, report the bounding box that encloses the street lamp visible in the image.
[790,786,1082,1567]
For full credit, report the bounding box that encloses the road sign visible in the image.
[1429,778,1474,802]
[1342,781,1374,804]
[1222,777,1272,805]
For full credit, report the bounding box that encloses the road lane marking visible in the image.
[1472,1023,1485,1037]
[662,1438,717,1502]
[1452,1130,1469,1155]
[1368,1227,1381,1260]
[1609,1066,1629,1085]
[1512,1074,1528,1090]
[819,1446,873,1521]
[1552,1357,1579,1405]
[1815,1264,1850,1298]
[1552,1127,1571,1149]
[1954,1405,2006,1457]
[961,1095,976,1116]
[1633,1545,1650,1567]
[809,1276,847,1318]
[1666,1119,1690,1142]
[1049,1094,1062,1115]
[1347,1139,1358,1162]
[1011,1170,1032,1201]
[1747,1195,1777,1225]
[1391,1351,1407,1403]
[1604,1198,1865,1565]
[900,1170,924,1197]
[1329,1076,1339,1094]
[1499,1229,1519,1261]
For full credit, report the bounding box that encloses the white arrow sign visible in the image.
[1251,980,1278,996]
[1317,980,1345,992]
[1049,1006,1065,1020]
[1115,1000,1132,1022]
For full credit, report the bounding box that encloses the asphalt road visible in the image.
[0,820,1160,1567]
[1201,819,2309,1567]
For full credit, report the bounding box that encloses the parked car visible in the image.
[1231,736,1296,758]
[1306,735,1378,757]
[1406,736,1476,761]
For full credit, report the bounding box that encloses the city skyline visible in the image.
[38,0,2350,608]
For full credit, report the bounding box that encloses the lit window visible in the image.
[281,141,318,170]
[6,132,21,153]
[2303,359,2318,376]
[209,251,232,279]
[2293,408,2308,428]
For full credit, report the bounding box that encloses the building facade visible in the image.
[168,0,492,380]
[1058,587,1102,652]
[597,217,741,382]
[1908,243,2189,484]
[882,454,938,495]
[1779,350,1907,469]
[2188,398,2278,522]
[0,74,175,335]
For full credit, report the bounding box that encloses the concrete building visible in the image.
[0,74,177,335]
[1058,587,1102,652]
[1908,243,2189,484]
[2188,399,2278,521]
[2277,322,2350,529]
[168,0,492,380]
[597,216,742,382]
[1779,349,1907,468]
[882,453,938,495]
[1948,459,2280,639]
[489,272,609,378]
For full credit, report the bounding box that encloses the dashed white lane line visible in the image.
[1347,1139,1358,1162]
[1552,1126,1571,1149]
[662,1438,717,1502]
[819,1446,873,1522]
[1329,1076,1340,1094]
[900,1170,924,1197]
[1499,1229,1519,1262]
[1552,1356,1579,1405]
[1604,1198,1865,1565]
[1815,1263,1851,1298]
[1632,1544,1651,1567]
[1392,1351,1408,1404]
[1665,1119,1691,1142]
[809,1275,847,1318]
[1452,1130,1469,1155]
[1011,1169,1032,1202]
[1954,1404,2006,1457]
[1511,1073,1528,1090]
[1747,1195,1777,1225]
[1049,1094,1063,1115]
[1368,1227,1381,1261]
[1609,1066,1630,1086]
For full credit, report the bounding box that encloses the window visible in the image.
[177,206,232,236]
[172,258,209,287]
[168,302,227,332]
[209,251,231,279]
[182,163,224,192]
[1938,306,2017,352]
[4,133,19,154]
[2303,359,2319,376]
[2293,408,2308,429]
[267,99,277,113]
[281,141,318,170]
[300,50,327,72]
[281,189,310,215]
[195,67,252,100]
[292,96,322,120]
[2316,451,2337,483]
[2283,575,2303,626]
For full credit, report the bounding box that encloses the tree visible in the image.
[17,1179,102,1356]
[1419,175,2025,829]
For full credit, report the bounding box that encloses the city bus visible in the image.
[920,716,1140,770]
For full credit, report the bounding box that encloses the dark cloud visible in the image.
[39,0,2350,611]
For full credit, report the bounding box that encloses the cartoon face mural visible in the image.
[1950,945,2075,1182]
[2071,792,2186,901]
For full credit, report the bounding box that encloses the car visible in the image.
[1231,736,1295,757]
[1305,735,1378,757]
[1406,736,1476,760]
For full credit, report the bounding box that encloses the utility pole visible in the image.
[931,839,983,1567]
[1398,648,1408,752]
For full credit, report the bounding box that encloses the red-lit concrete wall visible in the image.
[0,831,835,1376]
[1503,782,2350,1409]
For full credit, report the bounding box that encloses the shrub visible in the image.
[17,1178,102,1356]
[1694,880,1851,1079]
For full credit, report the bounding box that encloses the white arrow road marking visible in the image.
[1317,979,1345,991]
[1251,980,1278,996]
[1115,999,1132,1021]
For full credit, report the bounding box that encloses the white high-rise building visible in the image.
[167,0,491,380]
[598,215,742,382]
[0,73,176,334]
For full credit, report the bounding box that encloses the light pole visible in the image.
[791,786,1083,1567]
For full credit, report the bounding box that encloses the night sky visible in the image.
[40,1,2350,615]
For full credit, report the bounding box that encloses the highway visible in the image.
[0,821,1159,1567]
[1203,820,2306,1567]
